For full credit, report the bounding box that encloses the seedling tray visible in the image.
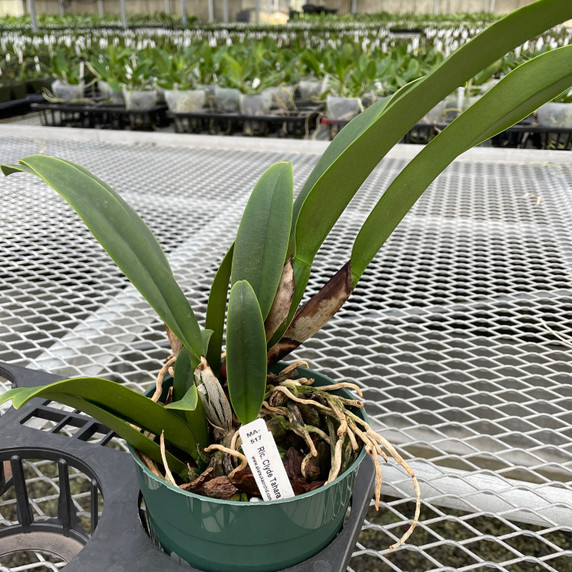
[0,361,375,571]
[0,95,43,120]
[168,107,321,138]
[321,116,572,149]
[31,102,169,131]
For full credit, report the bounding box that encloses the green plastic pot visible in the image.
[130,366,367,572]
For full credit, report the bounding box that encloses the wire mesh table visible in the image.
[0,125,571,571]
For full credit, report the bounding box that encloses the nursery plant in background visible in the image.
[217,42,286,116]
[536,87,572,128]
[153,47,206,114]
[45,47,86,103]
[116,46,159,111]
[1,1,572,571]
[87,44,132,105]
[0,52,27,102]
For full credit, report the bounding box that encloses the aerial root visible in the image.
[204,444,248,478]
[140,452,163,478]
[324,400,421,549]
[230,429,242,452]
[151,354,177,402]
[271,385,331,412]
[160,431,177,486]
[313,382,363,398]
[275,360,309,380]
[327,434,345,483]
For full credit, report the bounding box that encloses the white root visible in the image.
[230,430,241,452]
[139,451,162,478]
[313,382,363,398]
[540,318,572,349]
[327,435,344,483]
[276,360,309,379]
[306,425,330,443]
[344,410,420,549]
[346,426,359,451]
[151,354,177,402]
[204,444,248,478]
[160,431,177,486]
[272,385,331,412]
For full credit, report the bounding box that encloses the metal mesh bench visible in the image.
[0,126,571,570]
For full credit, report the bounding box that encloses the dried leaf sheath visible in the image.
[268,261,353,365]
[265,258,295,342]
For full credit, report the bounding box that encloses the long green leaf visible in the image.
[172,347,209,447]
[173,346,194,401]
[226,280,267,425]
[0,388,188,475]
[351,46,572,283]
[1,156,204,361]
[231,162,293,319]
[289,0,572,309]
[0,377,200,461]
[205,244,234,376]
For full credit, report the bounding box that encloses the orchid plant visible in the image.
[1,0,571,549]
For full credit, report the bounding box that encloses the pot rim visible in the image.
[130,441,365,507]
[131,365,368,507]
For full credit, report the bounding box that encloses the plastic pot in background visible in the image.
[239,93,272,116]
[536,102,572,128]
[213,86,241,113]
[164,89,206,114]
[297,80,323,105]
[462,94,483,112]
[326,95,363,137]
[123,88,158,111]
[264,85,295,111]
[51,79,85,103]
[419,100,446,124]
[240,92,273,136]
[443,93,460,121]
[361,91,379,109]
[131,367,367,572]
[98,80,124,105]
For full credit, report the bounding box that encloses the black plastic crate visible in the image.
[0,361,375,572]
[31,102,169,131]
[169,106,321,138]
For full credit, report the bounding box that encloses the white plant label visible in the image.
[239,418,295,501]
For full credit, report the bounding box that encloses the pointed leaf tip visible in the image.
[231,162,294,319]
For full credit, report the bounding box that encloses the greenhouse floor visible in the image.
[0,124,571,571]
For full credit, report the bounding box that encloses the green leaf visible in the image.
[165,384,199,411]
[226,280,267,425]
[201,329,213,360]
[0,387,188,475]
[289,0,572,310]
[173,347,195,402]
[1,156,204,361]
[0,377,200,462]
[205,244,234,376]
[172,347,209,447]
[231,162,293,319]
[351,46,572,284]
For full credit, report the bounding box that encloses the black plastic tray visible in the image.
[0,361,375,571]
[168,107,321,138]
[31,102,170,131]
